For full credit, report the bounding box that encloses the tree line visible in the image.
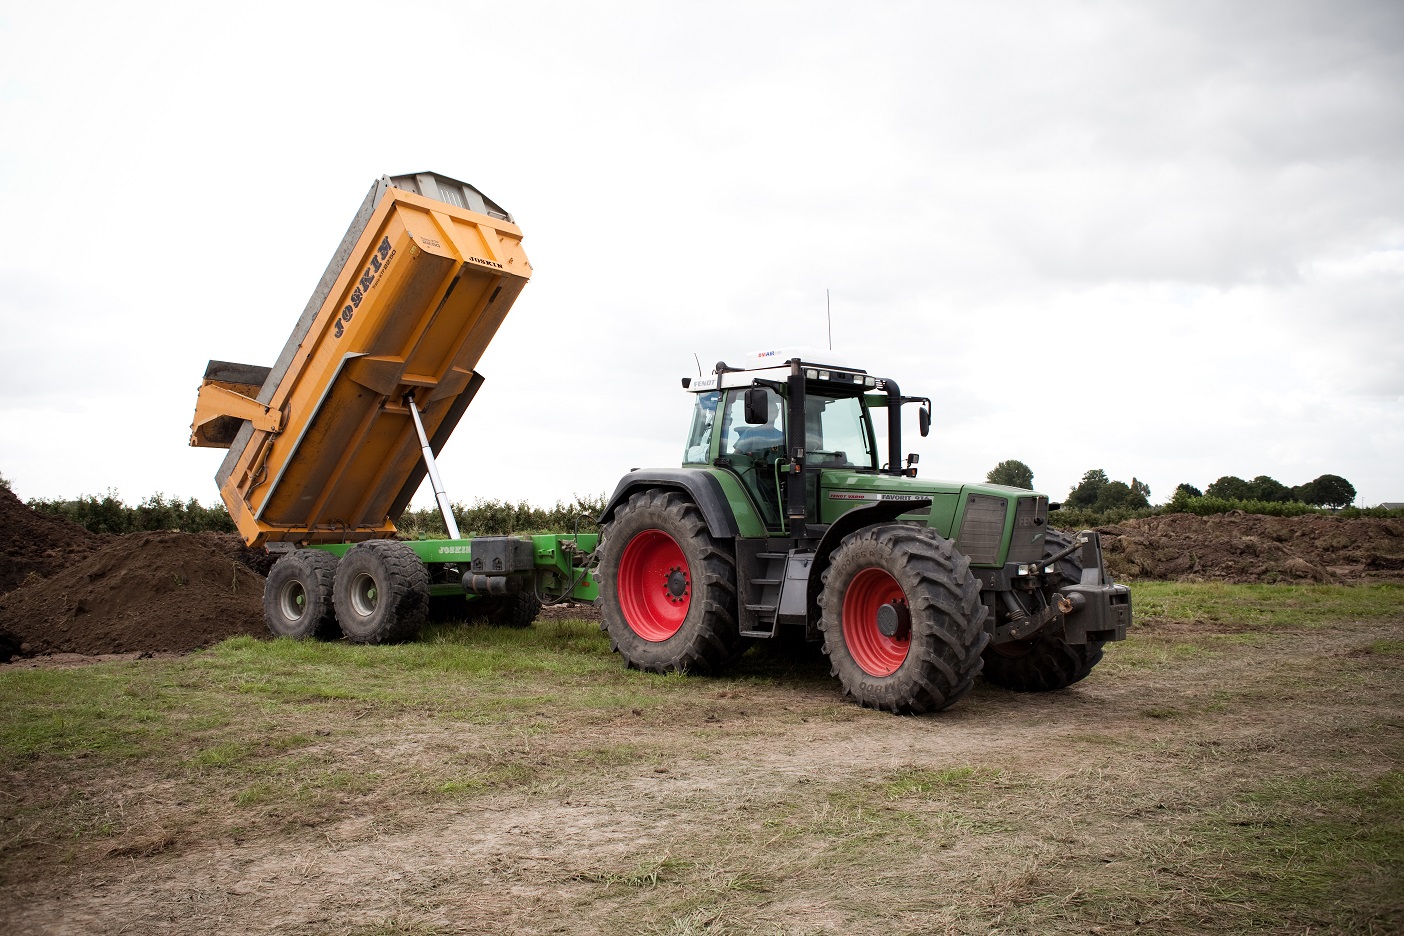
[985,460,1358,510]
[13,479,607,540]
[1173,474,1356,509]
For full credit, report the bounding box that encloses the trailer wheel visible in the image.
[818,524,987,714]
[473,592,542,628]
[263,549,339,639]
[981,529,1106,692]
[599,489,744,674]
[332,540,429,644]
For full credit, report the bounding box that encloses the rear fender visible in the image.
[601,469,751,539]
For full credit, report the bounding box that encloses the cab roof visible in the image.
[683,347,881,394]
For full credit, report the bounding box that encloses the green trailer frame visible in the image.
[310,534,601,603]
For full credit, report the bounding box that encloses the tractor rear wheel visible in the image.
[599,489,745,674]
[981,529,1106,692]
[263,549,339,639]
[332,540,429,644]
[818,524,988,713]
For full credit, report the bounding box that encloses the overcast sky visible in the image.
[1,0,1400,514]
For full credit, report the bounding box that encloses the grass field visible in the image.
[1,583,1401,934]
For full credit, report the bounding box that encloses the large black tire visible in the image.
[599,489,746,674]
[981,529,1106,692]
[332,540,429,644]
[473,592,542,628]
[263,549,339,639]
[817,524,988,714]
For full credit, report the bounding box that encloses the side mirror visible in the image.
[918,406,931,437]
[744,387,769,425]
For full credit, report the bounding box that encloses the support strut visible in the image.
[405,392,461,540]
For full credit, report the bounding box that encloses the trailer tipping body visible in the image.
[191,172,530,549]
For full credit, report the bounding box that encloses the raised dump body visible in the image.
[191,172,530,548]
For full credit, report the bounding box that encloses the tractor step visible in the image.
[737,549,790,638]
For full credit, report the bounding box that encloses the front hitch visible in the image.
[989,530,1132,645]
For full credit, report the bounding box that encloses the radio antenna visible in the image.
[693,352,702,377]
[826,289,833,350]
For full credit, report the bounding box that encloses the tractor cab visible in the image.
[682,350,930,535]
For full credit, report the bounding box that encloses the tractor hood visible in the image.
[818,472,1052,567]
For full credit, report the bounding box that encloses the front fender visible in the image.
[806,497,936,622]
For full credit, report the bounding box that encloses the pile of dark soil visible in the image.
[0,485,101,593]
[194,532,278,577]
[1097,512,1404,584]
[0,531,266,659]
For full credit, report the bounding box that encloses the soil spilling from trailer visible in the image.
[0,531,267,658]
[1098,512,1404,584]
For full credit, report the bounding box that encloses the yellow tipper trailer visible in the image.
[191,172,531,549]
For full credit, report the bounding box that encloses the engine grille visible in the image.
[1007,496,1049,564]
[955,494,1007,565]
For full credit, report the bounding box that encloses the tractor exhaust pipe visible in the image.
[884,379,903,476]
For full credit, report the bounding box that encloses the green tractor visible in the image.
[598,351,1132,713]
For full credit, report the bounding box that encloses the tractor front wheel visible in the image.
[332,540,429,644]
[818,524,988,713]
[599,489,745,674]
[263,549,339,639]
[981,530,1106,692]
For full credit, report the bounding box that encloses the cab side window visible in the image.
[682,391,719,464]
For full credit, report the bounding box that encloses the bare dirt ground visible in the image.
[2,610,1401,935]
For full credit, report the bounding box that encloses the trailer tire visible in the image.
[263,549,339,640]
[332,540,429,644]
[599,489,745,674]
[981,530,1106,692]
[818,524,987,714]
[474,592,542,628]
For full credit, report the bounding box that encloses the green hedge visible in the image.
[397,494,608,539]
[22,485,1401,540]
[28,491,237,535]
[1051,495,1404,529]
[24,489,608,540]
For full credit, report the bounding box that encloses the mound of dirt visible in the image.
[0,531,266,659]
[0,485,102,594]
[193,532,278,577]
[1098,512,1404,584]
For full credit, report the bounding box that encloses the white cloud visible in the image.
[1,0,1400,510]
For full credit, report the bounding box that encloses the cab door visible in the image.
[715,387,787,531]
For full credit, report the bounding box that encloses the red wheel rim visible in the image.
[617,529,690,642]
[842,567,910,676]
